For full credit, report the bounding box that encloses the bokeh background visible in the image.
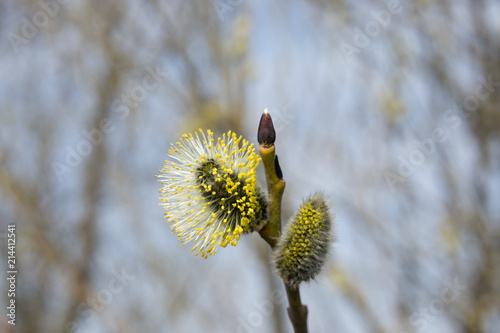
[1,0,499,332]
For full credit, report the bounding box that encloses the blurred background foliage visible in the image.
[0,0,499,332]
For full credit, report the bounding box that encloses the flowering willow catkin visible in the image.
[274,193,334,288]
[157,129,267,258]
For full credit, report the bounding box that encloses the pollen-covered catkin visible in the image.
[157,129,267,258]
[274,193,334,288]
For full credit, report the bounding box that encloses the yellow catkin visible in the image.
[274,193,334,288]
[157,129,267,258]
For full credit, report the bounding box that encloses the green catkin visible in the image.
[274,193,334,288]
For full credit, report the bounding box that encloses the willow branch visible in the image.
[258,145,285,248]
[257,110,309,333]
[285,284,309,333]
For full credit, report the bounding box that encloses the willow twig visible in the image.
[257,110,309,333]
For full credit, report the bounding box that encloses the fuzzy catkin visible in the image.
[157,129,267,258]
[274,193,334,288]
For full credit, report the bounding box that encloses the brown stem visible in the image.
[285,284,309,333]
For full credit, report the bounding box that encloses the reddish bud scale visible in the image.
[258,108,276,146]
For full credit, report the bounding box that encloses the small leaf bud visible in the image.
[258,108,276,146]
[274,155,283,180]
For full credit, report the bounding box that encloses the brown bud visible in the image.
[258,108,276,146]
[274,155,283,180]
